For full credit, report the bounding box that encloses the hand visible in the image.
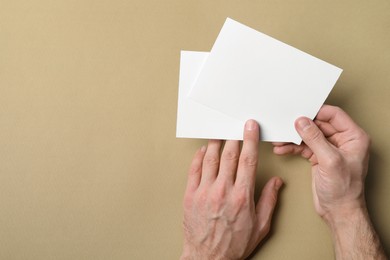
[273,105,386,259]
[273,105,370,222]
[181,120,283,260]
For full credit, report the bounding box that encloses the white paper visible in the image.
[188,18,343,144]
[176,51,245,140]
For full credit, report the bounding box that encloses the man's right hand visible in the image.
[273,105,370,221]
[273,105,387,259]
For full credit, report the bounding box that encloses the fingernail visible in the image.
[245,120,257,131]
[274,178,283,190]
[296,118,311,131]
[200,145,207,153]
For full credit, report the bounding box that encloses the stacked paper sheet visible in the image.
[177,18,342,144]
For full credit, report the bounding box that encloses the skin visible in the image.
[273,105,387,259]
[181,120,283,260]
[182,105,387,259]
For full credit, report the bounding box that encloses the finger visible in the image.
[256,177,283,237]
[317,106,370,149]
[314,119,346,146]
[218,140,240,184]
[272,142,290,147]
[314,119,338,137]
[235,120,259,193]
[200,140,223,186]
[186,145,206,193]
[316,105,359,132]
[295,117,335,162]
[273,143,313,159]
[273,144,302,155]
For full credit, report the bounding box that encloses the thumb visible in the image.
[256,177,283,236]
[295,117,334,160]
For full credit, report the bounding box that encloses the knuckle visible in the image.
[222,150,239,162]
[306,127,323,143]
[209,195,223,211]
[210,184,226,203]
[301,148,313,159]
[327,105,343,116]
[325,153,343,168]
[332,105,342,113]
[193,189,208,206]
[203,154,220,167]
[240,153,258,167]
[188,164,201,176]
[234,189,249,208]
[267,191,278,206]
[208,193,225,214]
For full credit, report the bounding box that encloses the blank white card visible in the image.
[187,18,342,144]
[176,51,245,140]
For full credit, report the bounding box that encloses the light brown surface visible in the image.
[0,0,389,259]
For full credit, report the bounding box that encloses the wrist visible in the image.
[321,198,367,228]
[322,203,386,259]
[325,206,368,231]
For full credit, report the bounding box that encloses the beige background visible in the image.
[0,0,389,259]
